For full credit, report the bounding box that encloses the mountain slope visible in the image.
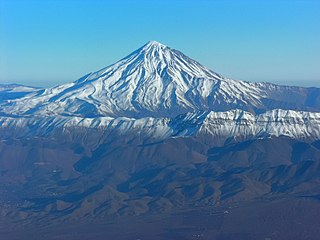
[1,134,320,228]
[0,109,319,142]
[0,84,39,104]
[1,41,320,119]
[1,41,320,239]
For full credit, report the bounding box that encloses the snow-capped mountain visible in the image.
[0,109,319,142]
[0,83,39,103]
[2,42,320,234]
[1,41,319,118]
[0,41,319,141]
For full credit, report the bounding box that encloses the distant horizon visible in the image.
[4,79,318,89]
[1,1,319,88]
[1,40,319,89]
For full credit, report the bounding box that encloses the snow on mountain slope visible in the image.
[1,41,319,119]
[199,109,320,140]
[0,109,319,141]
[0,84,40,103]
[0,41,319,141]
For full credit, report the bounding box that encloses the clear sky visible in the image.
[0,0,319,87]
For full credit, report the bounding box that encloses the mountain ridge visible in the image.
[0,41,319,141]
[0,109,319,143]
[1,41,320,239]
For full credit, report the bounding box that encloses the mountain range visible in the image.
[1,41,320,142]
[1,41,320,240]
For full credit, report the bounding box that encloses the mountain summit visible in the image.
[1,41,320,239]
[1,41,320,119]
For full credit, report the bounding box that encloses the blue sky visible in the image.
[1,0,319,87]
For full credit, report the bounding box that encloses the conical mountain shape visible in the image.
[2,41,320,118]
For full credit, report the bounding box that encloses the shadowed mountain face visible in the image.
[1,133,320,239]
[0,41,320,239]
